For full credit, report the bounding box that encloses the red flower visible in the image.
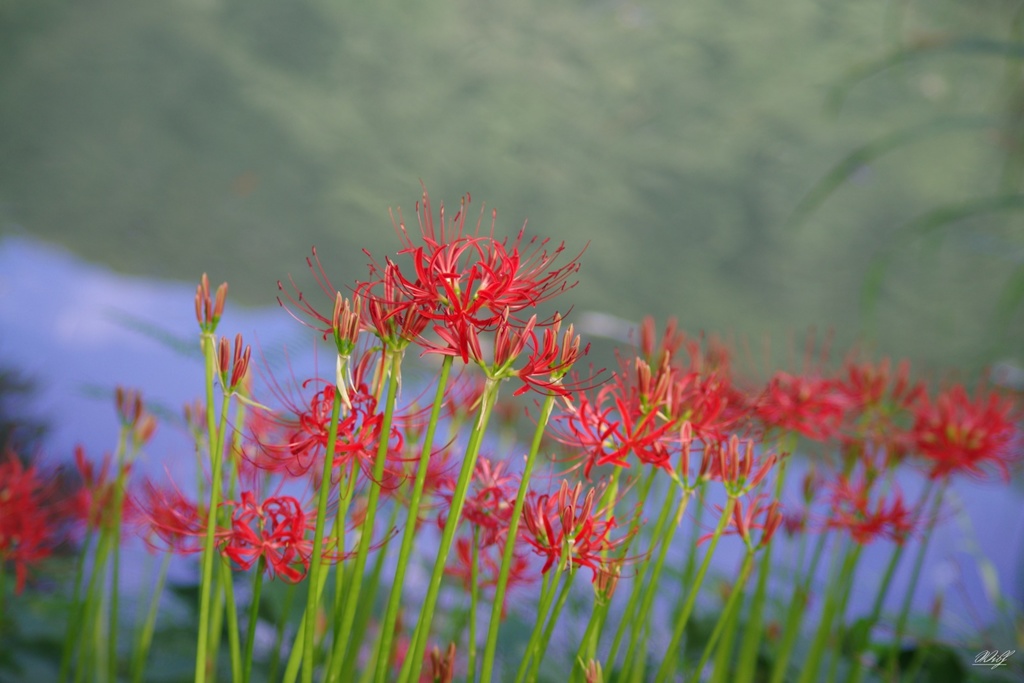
[702,435,777,496]
[700,494,782,549]
[220,491,315,582]
[70,446,135,532]
[754,371,849,441]
[255,377,405,487]
[139,480,205,555]
[520,480,628,580]
[825,475,913,545]
[911,384,1019,481]
[445,457,517,544]
[445,534,532,595]
[0,453,61,592]
[372,189,583,364]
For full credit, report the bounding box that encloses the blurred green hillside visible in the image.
[2,0,1023,375]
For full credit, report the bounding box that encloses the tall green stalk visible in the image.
[373,355,454,683]
[301,376,345,683]
[242,558,266,683]
[734,438,791,683]
[479,391,557,683]
[654,497,736,683]
[399,378,500,683]
[329,350,403,680]
[131,551,171,683]
[195,334,230,683]
[797,543,863,683]
[886,480,947,682]
[700,551,757,681]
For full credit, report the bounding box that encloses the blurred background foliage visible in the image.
[3,0,1024,376]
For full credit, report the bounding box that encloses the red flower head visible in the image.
[825,475,914,545]
[139,480,205,555]
[520,480,629,580]
[71,446,136,533]
[446,457,518,544]
[911,384,1019,481]
[702,435,777,496]
[370,189,584,363]
[220,491,316,582]
[701,494,783,550]
[255,376,405,488]
[195,273,228,334]
[0,453,61,593]
[754,371,850,442]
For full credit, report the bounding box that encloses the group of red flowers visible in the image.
[1,188,1021,682]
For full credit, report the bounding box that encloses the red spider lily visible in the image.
[553,362,684,477]
[378,189,583,349]
[825,475,914,545]
[220,491,315,582]
[0,453,61,593]
[218,333,252,393]
[911,384,1019,481]
[754,371,850,441]
[699,494,783,548]
[703,435,777,496]
[445,534,532,594]
[439,457,517,544]
[520,480,629,581]
[195,273,227,333]
[255,378,405,487]
[638,316,686,366]
[277,258,365,358]
[514,316,592,398]
[840,357,922,417]
[551,390,624,478]
[138,480,206,555]
[70,446,136,532]
[669,370,745,444]
[358,262,431,351]
[115,386,157,448]
[730,495,782,549]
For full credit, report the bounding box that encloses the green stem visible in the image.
[243,558,266,683]
[330,351,403,680]
[528,571,575,682]
[796,542,862,683]
[283,562,334,683]
[734,441,791,683]
[846,479,933,683]
[399,378,501,683]
[373,356,454,683]
[195,333,228,683]
[654,497,736,683]
[107,426,130,683]
[61,526,96,682]
[617,483,688,677]
[574,466,656,677]
[131,551,171,683]
[468,526,481,683]
[302,382,345,683]
[769,522,828,683]
[324,468,358,683]
[350,501,403,682]
[604,471,659,672]
[513,569,563,683]
[887,479,946,682]
[220,558,243,683]
[479,391,557,683]
[267,581,298,683]
[700,551,757,681]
